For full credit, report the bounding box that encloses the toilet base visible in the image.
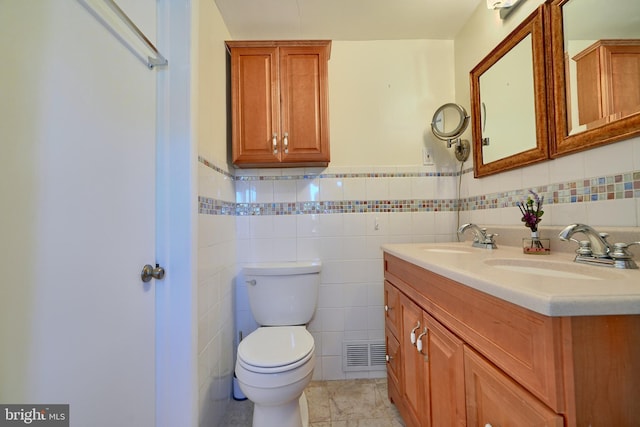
[252,392,309,427]
[300,392,309,427]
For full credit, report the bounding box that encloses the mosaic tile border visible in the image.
[236,199,458,215]
[197,157,640,216]
[234,169,470,180]
[198,197,236,216]
[463,172,640,211]
[199,198,459,215]
[198,156,235,180]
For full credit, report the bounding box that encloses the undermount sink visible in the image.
[484,258,623,281]
[423,247,472,254]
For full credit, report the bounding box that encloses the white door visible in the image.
[1,2,159,426]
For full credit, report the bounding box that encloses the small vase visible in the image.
[523,231,550,255]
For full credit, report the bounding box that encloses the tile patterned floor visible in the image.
[220,378,406,427]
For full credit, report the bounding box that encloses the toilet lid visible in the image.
[238,326,314,368]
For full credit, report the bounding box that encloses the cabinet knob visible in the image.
[272,133,278,154]
[283,132,289,153]
[384,304,391,312]
[484,424,493,427]
[385,354,392,362]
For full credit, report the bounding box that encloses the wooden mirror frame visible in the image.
[549,0,640,157]
[470,4,550,178]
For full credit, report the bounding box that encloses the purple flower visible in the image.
[517,190,544,232]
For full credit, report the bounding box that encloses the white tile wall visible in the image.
[233,166,461,380]
[463,135,640,229]
[587,199,637,227]
[197,162,236,424]
[213,143,640,386]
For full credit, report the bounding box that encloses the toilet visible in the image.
[235,261,321,427]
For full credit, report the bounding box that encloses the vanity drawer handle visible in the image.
[410,321,421,345]
[417,327,428,355]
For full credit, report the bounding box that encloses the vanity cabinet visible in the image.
[573,39,640,127]
[226,40,331,168]
[385,282,465,427]
[383,252,640,427]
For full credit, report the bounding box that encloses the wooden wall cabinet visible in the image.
[573,39,640,128]
[383,252,640,427]
[226,40,331,168]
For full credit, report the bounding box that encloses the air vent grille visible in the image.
[342,340,386,372]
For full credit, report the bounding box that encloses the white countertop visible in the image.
[382,242,640,317]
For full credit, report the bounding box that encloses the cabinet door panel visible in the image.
[464,346,563,427]
[400,294,425,427]
[279,46,330,163]
[424,312,465,427]
[607,46,640,117]
[230,47,280,164]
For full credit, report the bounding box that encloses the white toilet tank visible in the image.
[243,261,321,326]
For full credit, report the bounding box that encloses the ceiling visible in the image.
[214,0,485,41]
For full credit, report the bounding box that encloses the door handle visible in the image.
[141,263,165,282]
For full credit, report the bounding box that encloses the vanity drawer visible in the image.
[385,329,401,396]
[464,346,563,427]
[384,280,400,338]
[384,253,564,412]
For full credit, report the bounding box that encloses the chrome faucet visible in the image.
[558,223,639,269]
[458,223,497,249]
[558,223,611,257]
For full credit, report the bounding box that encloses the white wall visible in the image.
[329,40,457,168]
[193,0,236,426]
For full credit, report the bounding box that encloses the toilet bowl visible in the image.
[235,326,315,427]
[235,261,321,427]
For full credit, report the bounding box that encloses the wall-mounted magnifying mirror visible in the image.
[431,103,471,162]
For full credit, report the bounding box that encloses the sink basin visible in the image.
[423,247,472,254]
[484,258,623,280]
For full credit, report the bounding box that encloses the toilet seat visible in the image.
[238,326,314,374]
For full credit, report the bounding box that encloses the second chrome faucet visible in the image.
[559,223,639,269]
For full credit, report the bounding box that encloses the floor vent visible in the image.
[343,340,386,372]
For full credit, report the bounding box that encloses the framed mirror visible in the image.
[470,4,550,177]
[550,0,640,157]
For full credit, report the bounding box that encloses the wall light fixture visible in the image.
[486,0,524,19]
